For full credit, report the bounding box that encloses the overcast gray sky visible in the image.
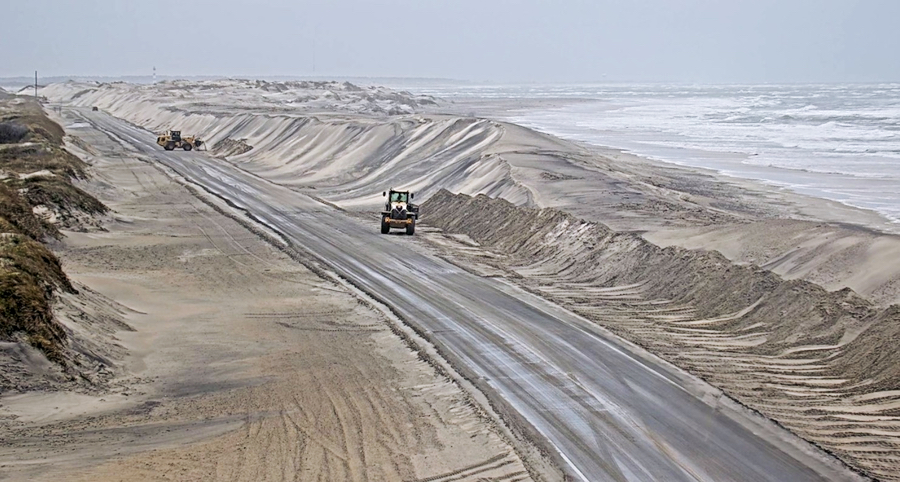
[3,0,898,83]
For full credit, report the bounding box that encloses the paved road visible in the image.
[82,109,853,481]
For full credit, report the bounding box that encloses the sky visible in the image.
[2,0,898,83]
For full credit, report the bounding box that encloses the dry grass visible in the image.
[19,176,108,216]
[0,233,74,364]
[0,97,65,145]
[0,182,58,240]
[0,144,88,179]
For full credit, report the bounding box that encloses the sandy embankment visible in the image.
[419,190,900,481]
[39,79,900,479]
[0,106,547,480]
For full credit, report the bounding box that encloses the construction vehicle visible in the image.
[156,130,204,151]
[380,189,418,235]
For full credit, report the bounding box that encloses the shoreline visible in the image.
[588,141,899,234]
[432,94,900,236]
[484,117,900,308]
[569,139,900,234]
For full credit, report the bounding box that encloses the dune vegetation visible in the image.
[0,94,106,364]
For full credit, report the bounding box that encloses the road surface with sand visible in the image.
[80,108,859,481]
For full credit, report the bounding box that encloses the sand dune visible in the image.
[422,190,900,481]
[42,81,533,208]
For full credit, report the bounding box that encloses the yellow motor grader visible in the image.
[156,130,204,151]
[380,189,418,235]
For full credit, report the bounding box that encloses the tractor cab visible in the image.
[388,190,409,205]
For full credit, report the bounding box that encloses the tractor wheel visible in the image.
[380,218,390,234]
[406,217,416,235]
[164,142,175,151]
[183,143,193,151]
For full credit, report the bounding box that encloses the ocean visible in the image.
[404,83,900,227]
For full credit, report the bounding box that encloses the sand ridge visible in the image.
[421,190,900,481]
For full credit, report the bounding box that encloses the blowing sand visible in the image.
[0,111,544,481]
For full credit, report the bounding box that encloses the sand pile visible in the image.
[423,190,900,481]
[645,220,900,308]
[210,137,253,158]
[41,82,536,209]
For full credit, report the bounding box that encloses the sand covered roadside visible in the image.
[38,79,900,478]
[0,111,550,481]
